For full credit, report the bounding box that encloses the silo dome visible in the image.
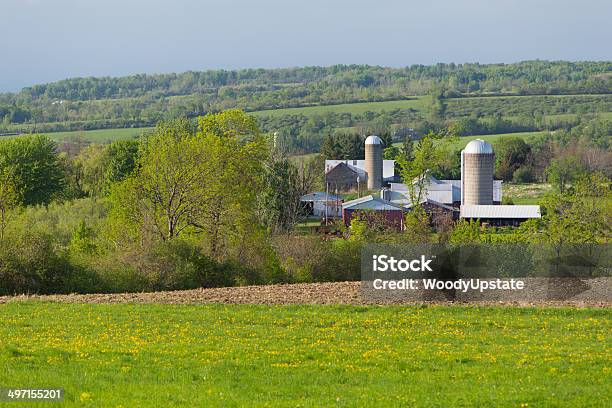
[464,139,493,154]
[365,135,384,145]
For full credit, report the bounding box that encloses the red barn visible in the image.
[342,195,406,230]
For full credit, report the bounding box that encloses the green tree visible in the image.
[198,108,259,140]
[70,144,109,197]
[403,207,431,243]
[0,135,65,205]
[546,156,585,193]
[259,151,303,233]
[105,139,139,186]
[449,219,482,243]
[493,137,531,181]
[0,169,19,240]
[110,120,211,242]
[320,133,364,159]
[396,133,441,207]
[109,112,269,262]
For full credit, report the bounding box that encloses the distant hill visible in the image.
[0,61,610,153]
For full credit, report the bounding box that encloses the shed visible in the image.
[300,192,343,218]
[460,205,541,226]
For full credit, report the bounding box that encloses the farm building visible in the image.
[342,195,406,229]
[382,140,538,226]
[325,135,397,191]
[300,192,343,218]
[324,162,367,192]
[460,205,541,226]
[381,188,457,218]
[388,175,502,207]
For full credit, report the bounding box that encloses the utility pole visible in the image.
[324,182,329,225]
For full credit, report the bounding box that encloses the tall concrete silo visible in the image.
[365,135,384,190]
[461,139,494,205]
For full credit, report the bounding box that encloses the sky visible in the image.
[1,0,611,92]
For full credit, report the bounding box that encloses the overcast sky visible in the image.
[1,0,611,92]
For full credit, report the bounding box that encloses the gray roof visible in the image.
[342,195,405,211]
[390,176,502,204]
[460,205,541,219]
[300,192,342,202]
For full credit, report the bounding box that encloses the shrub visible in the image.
[0,231,74,295]
[274,235,362,283]
[513,167,536,183]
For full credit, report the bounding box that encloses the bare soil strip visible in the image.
[0,282,610,307]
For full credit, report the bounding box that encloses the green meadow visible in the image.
[250,97,428,117]
[44,127,153,143]
[447,131,549,150]
[0,302,609,407]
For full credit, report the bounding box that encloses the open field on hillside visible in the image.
[445,93,612,118]
[7,92,609,144]
[0,301,609,407]
[44,127,152,142]
[392,131,550,151]
[504,183,554,205]
[251,97,428,117]
[448,131,549,150]
[0,127,153,143]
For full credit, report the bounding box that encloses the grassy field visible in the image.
[504,183,554,205]
[42,127,153,143]
[0,302,609,407]
[251,97,428,118]
[447,131,549,150]
[392,131,550,151]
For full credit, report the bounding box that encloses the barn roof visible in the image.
[300,192,342,202]
[460,205,541,219]
[390,176,502,203]
[342,195,406,211]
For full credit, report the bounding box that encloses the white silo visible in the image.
[461,139,494,205]
[365,135,384,190]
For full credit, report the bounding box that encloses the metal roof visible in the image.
[460,205,541,219]
[365,135,384,145]
[390,177,502,203]
[300,192,342,202]
[463,139,494,154]
[342,195,406,211]
[325,159,395,179]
